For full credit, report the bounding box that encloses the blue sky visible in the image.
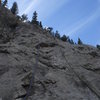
[7,0,100,46]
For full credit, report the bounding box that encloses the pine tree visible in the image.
[11,2,18,15]
[70,39,74,44]
[61,35,67,42]
[55,31,60,39]
[39,21,43,28]
[97,45,100,50]
[67,36,70,43]
[33,11,37,21]
[21,14,28,21]
[32,11,38,25]
[78,38,83,45]
[2,0,7,7]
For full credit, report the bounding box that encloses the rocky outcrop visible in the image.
[0,6,100,100]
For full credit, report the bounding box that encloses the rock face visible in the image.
[0,6,100,100]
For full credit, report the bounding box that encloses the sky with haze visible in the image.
[7,0,100,46]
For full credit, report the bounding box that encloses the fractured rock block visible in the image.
[14,86,26,99]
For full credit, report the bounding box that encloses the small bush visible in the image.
[61,35,67,42]
[78,38,83,45]
[55,31,60,39]
[21,14,28,22]
[97,45,100,50]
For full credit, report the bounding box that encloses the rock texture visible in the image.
[0,6,100,100]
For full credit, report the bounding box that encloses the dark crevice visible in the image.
[0,49,10,54]
[83,63,100,73]
[15,94,26,99]
[84,67,100,73]
[89,51,100,58]
[36,42,57,48]
[77,46,84,50]
[44,79,57,85]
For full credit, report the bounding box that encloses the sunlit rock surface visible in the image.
[0,6,100,100]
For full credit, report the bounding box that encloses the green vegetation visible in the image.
[1,1,85,45]
[31,11,39,25]
[97,45,100,50]
[11,2,18,15]
[61,35,67,42]
[2,0,7,7]
[55,31,60,39]
[21,14,28,21]
[78,38,83,45]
